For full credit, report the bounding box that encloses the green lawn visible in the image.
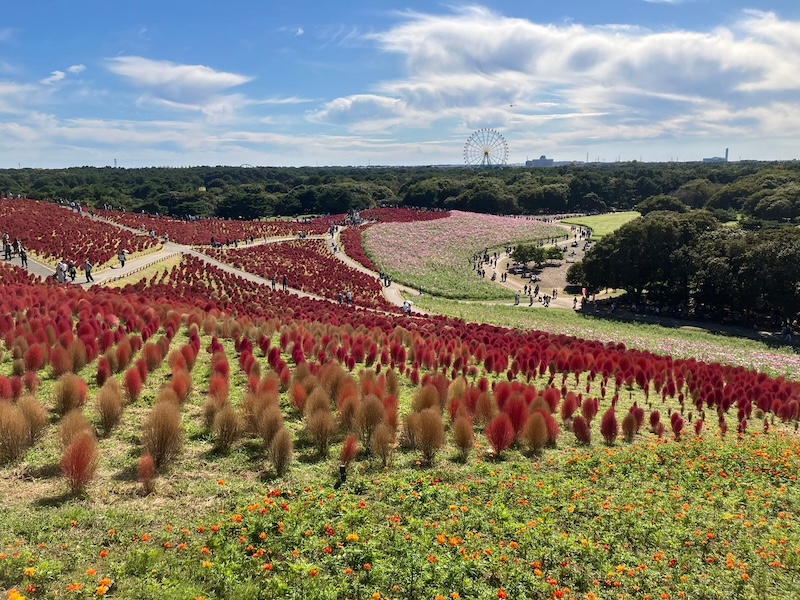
[412,296,800,380]
[561,212,640,239]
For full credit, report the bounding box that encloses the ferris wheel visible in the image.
[463,129,508,166]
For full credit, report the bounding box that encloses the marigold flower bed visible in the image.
[364,210,565,299]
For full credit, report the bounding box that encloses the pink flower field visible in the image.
[363,210,565,299]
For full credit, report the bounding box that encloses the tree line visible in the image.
[567,210,800,325]
[1,161,798,221]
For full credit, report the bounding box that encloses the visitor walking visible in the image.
[85,259,94,283]
[282,275,287,292]
[19,247,27,268]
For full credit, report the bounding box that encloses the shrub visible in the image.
[306,410,337,457]
[208,373,229,404]
[124,367,143,403]
[600,408,618,446]
[561,393,579,423]
[24,344,46,372]
[255,404,284,450]
[304,387,331,417]
[290,382,307,414]
[452,414,475,461]
[486,413,515,457]
[340,434,359,466]
[23,371,40,394]
[12,358,25,377]
[50,345,72,377]
[371,423,395,467]
[96,356,112,387]
[53,374,88,416]
[270,427,293,476]
[170,370,192,403]
[503,396,529,437]
[61,431,98,495]
[337,395,359,432]
[0,402,29,463]
[572,416,591,445]
[68,339,88,373]
[400,412,421,450]
[138,453,156,495]
[59,409,93,449]
[203,396,227,430]
[385,369,399,397]
[521,411,549,453]
[143,401,183,469]
[581,398,599,422]
[213,404,241,452]
[143,342,163,372]
[475,391,497,425]
[0,376,11,401]
[95,380,125,436]
[622,412,637,443]
[415,408,444,465]
[17,395,49,447]
[413,384,440,412]
[355,394,386,448]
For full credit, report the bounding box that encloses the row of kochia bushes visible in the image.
[4,317,784,498]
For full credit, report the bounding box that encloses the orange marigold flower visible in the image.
[497,590,508,599]
[309,568,319,577]
[99,550,108,558]
[347,533,360,543]
[23,567,36,577]
[86,569,97,576]
[96,585,109,596]
[428,555,437,564]
[202,561,212,568]
[364,563,372,571]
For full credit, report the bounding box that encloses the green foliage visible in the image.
[636,194,688,215]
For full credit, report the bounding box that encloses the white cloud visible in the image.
[40,70,66,85]
[105,56,253,103]
[307,6,800,151]
[67,64,86,74]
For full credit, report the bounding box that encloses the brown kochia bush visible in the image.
[255,404,284,450]
[143,401,183,469]
[212,404,241,452]
[95,379,125,436]
[371,423,395,467]
[400,412,421,450]
[61,430,98,495]
[521,411,549,453]
[53,373,88,416]
[305,409,337,457]
[304,387,331,417]
[60,409,93,450]
[385,368,399,398]
[452,414,475,461]
[475,391,497,425]
[572,416,591,445]
[17,395,49,447]
[355,394,386,448]
[0,402,30,462]
[270,427,293,476]
[203,396,227,430]
[415,408,444,465]
[138,452,157,495]
[412,384,441,413]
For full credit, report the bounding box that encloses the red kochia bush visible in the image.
[572,416,591,445]
[486,413,515,457]
[600,408,618,446]
[96,356,112,387]
[61,430,99,495]
[24,343,46,372]
[170,370,192,403]
[340,434,359,466]
[124,367,143,402]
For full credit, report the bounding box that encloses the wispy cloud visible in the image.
[41,64,87,85]
[106,56,253,102]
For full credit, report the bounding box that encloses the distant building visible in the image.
[703,148,729,163]
[526,155,555,168]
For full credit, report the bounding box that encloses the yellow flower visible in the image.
[24,567,36,577]
[202,561,212,568]
[346,533,360,543]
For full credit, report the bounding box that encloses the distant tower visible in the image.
[725,148,729,162]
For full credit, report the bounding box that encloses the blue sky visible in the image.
[1,1,799,167]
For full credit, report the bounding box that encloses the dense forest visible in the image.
[567,210,800,326]
[1,161,799,222]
